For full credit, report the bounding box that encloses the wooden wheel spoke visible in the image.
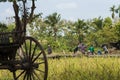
[24,40,28,57]
[26,72,31,80]
[17,47,24,59]
[15,37,48,80]
[32,51,42,63]
[16,52,22,60]
[31,44,37,61]
[25,72,30,80]
[35,68,45,73]
[23,72,27,80]
[27,74,29,80]
[16,70,25,79]
[29,39,32,58]
[29,73,32,80]
[28,72,35,80]
[33,70,41,80]
[38,61,45,65]
[31,72,36,80]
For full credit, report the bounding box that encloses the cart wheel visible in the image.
[13,36,48,80]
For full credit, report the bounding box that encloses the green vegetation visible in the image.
[0,1,120,80]
[27,5,120,52]
[28,15,120,53]
[0,1,120,53]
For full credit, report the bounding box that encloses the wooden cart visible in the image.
[0,1,48,80]
[0,29,48,80]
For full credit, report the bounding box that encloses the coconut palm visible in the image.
[45,12,61,41]
[74,19,87,42]
[92,17,104,31]
[110,5,116,19]
[115,5,120,18]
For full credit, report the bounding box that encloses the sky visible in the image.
[0,0,120,23]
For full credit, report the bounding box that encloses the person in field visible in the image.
[102,45,109,54]
[88,45,94,55]
[47,45,52,54]
[97,50,102,55]
[73,42,81,54]
[74,46,78,54]
[80,43,87,54]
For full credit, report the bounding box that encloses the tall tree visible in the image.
[74,19,86,42]
[45,12,61,41]
[115,5,120,18]
[92,17,103,31]
[29,16,47,41]
[110,5,116,19]
[0,0,38,41]
[115,22,120,40]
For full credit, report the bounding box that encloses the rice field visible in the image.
[48,57,120,80]
[0,57,120,80]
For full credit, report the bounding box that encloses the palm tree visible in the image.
[110,5,116,19]
[45,12,61,41]
[74,19,86,42]
[92,17,103,31]
[115,5,120,18]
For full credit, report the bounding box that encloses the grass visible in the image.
[48,57,120,80]
[0,57,120,80]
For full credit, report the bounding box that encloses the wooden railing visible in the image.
[0,31,25,45]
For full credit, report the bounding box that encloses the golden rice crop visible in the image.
[48,57,120,80]
[0,57,120,80]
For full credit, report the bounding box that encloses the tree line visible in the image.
[23,13,120,53]
[0,3,120,53]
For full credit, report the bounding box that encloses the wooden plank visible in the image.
[88,54,120,58]
[46,54,120,59]
[46,54,74,59]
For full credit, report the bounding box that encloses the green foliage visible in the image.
[92,17,104,30]
[7,23,15,31]
[115,22,120,40]
[74,19,87,42]
[44,12,61,40]
[0,22,15,32]
[27,13,119,52]
[45,12,61,27]
[0,1,120,54]
[0,22,7,32]
[86,25,117,47]
[103,17,112,27]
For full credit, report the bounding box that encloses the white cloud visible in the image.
[56,2,78,10]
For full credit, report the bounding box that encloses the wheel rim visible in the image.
[14,37,48,80]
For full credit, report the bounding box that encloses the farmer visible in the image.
[47,45,52,54]
[74,46,78,54]
[97,50,102,55]
[80,43,87,54]
[103,45,109,54]
[88,45,94,55]
[73,42,81,54]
